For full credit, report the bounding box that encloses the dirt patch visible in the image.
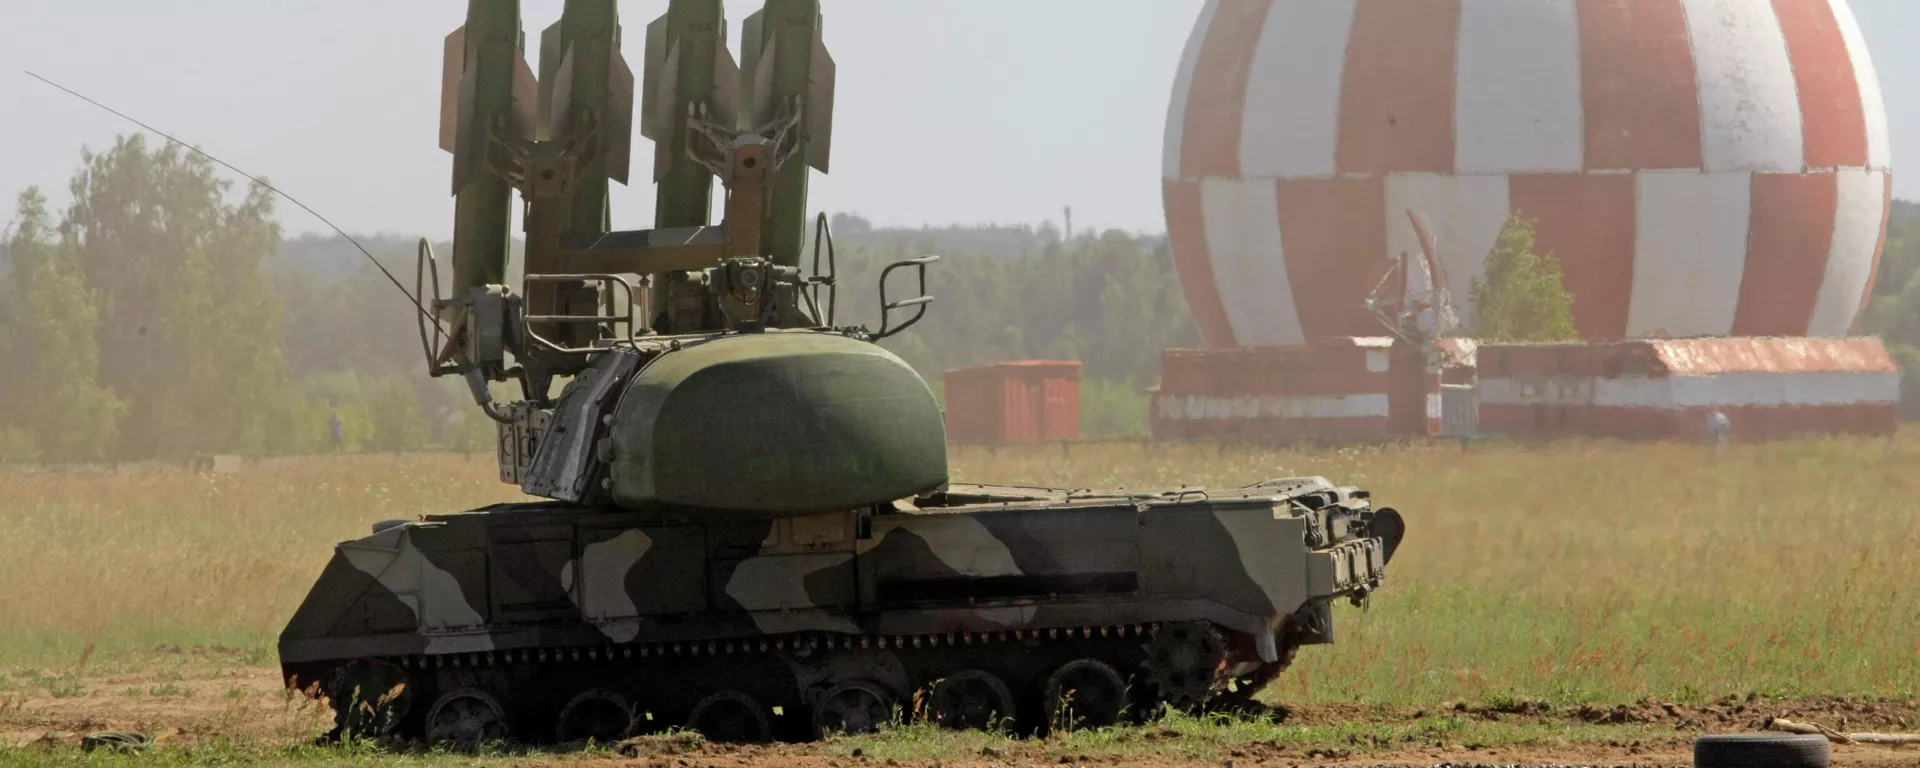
[1200,694,1920,738]
[0,660,331,749]
[487,741,1917,768]
[1534,694,1914,734]
[2,662,1915,767]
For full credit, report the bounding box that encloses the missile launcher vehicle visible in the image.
[279,0,1407,748]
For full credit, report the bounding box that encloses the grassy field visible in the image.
[0,432,1916,762]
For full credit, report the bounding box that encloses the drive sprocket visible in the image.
[1142,621,1227,713]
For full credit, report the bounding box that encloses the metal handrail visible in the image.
[808,212,839,327]
[522,273,640,354]
[875,255,939,340]
[414,238,452,376]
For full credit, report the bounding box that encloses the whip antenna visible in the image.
[23,70,436,326]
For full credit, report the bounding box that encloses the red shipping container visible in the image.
[942,360,1083,445]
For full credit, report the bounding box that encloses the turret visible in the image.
[417,0,946,515]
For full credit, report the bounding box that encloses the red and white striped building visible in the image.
[1163,0,1893,349]
[1477,337,1899,441]
[1151,337,1475,441]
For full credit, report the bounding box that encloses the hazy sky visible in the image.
[1,1,1915,240]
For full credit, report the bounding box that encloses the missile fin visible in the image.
[651,40,682,182]
[640,13,670,142]
[806,24,833,173]
[750,37,777,129]
[510,53,541,141]
[739,9,766,121]
[440,24,467,154]
[545,45,577,142]
[538,20,563,137]
[452,39,481,194]
[712,42,742,131]
[608,45,635,185]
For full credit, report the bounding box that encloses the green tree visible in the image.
[1859,215,1920,417]
[1468,214,1579,342]
[60,134,302,458]
[6,187,126,461]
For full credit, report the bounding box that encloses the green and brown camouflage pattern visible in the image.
[283,0,1409,748]
[280,477,1401,742]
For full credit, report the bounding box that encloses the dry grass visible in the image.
[0,453,524,667]
[1,432,1916,713]
[956,433,1920,705]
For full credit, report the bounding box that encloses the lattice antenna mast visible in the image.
[1365,209,1459,372]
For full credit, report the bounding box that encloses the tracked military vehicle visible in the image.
[279,0,1405,747]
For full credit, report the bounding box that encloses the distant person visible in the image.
[330,412,345,452]
[1705,410,1730,447]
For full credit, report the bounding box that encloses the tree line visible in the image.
[1856,201,1920,417]
[0,135,498,462]
[0,135,1207,461]
[0,134,1910,462]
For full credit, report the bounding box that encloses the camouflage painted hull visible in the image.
[280,477,1400,745]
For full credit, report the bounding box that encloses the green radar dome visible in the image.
[607,331,948,515]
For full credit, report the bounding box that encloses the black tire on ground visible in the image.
[424,687,510,750]
[811,680,895,738]
[927,670,1017,731]
[555,689,635,744]
[1043,658,1129,733]
[1693,733,1831,768]
[686,690,772,744]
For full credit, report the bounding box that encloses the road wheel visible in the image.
[813,680,895,737]
[686,690,771,744]
[1144,621,1225,713]
[555,689,634,744]
[1693,733,1831,768]
[927,670,1016,732]
[1043,658,1128,733]
[425,688,510,750]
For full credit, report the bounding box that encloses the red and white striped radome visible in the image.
[1163,0,1893,348]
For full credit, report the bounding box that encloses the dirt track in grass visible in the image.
[2,659,1914,767]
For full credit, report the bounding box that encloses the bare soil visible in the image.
[3,658,1914,767]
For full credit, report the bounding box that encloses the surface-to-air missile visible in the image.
[279,0,1406,747]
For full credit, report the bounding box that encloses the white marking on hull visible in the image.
[726,555,864,636]
[417,554,486,631]
[901,517,1021,578]
[1212,508,1309,614]
[342,526,484,632]
[569,529,653,642]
